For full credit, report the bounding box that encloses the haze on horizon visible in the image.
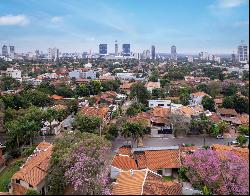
[0,0,249,54]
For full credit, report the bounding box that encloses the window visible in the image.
[29,184,33,188]
[158,104,164,106]
[157,170,163,175]
[16,179,20,184]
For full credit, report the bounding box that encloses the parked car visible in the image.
[230,140,239,145]
[244,135,249,138]
[216,135,224,139]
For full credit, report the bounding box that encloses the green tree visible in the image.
[73,113,101,133]
[236,135,247,146]
[55,84,74,97]
[152,88,165,99]
[207,81,221,98]
[44,108,57,135]
[126,103,144,116]
[196,83,208,93]
[180,87,190,106]
[202,96,215,111]
[90,80,102,95]
[75,84,89,97]
[121,122,144,147]
[130,83,151,105]
[105,123,119,141]
[217,120,229,134]
[223,83,237,96]
[209,123,220,137]
[238,125,249,135]
[66,99,78,114]
[25,189,40,195]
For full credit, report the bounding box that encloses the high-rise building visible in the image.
[9,46,15,59]
[122,44,130,56]
[99,44,108,56]
[231,52,236,63]
[151,45,156,59]
[2,45,8,57]
[237,41,248,63]
[171,45,177,61]
[115,40,118,56]
[187,56,193,63]
[48,47,59,61]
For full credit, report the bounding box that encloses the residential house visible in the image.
[120,82,134,94]
[99,75,115,81]
[1,68,22,82]
[211,144,249,162]
[69,69,96,80]
[80,106,110,124]
[112,169,182,195]
[149,107,173,137]
[10,142,52,195]
[148,100,182,110]
[145,82,161,93]
[116,73,136,80]
[214,98,223,108]
[133,146,181,177]
[128,112,151,128]
[239,114,249,126]
[190,92,210,105]
[217,108,241,126]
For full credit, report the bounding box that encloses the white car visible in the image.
[230,140,239,145]
[216,135,224,139]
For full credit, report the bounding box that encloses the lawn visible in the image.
[0,160,23,192]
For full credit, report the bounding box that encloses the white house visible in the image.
[148,100,183,110]
[1,68,22,81]
[190,92,210,105]
[69,69,96,79]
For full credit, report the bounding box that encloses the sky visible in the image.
[0,0,249,54]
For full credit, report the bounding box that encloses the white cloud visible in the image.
[212,0,247,9]
[51,16,63,23]
[0,15,29,26]
[233,20,249,27]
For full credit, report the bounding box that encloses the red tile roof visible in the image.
[112,155,138,170]
[12,142,52,187]
[217,108,238,116]
[80,106,109,119]
[118,146,132,156]
[112,169,182,195]
[144,150,181,171]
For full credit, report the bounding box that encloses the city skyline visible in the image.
[0,0,249,53]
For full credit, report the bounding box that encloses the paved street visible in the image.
[111,135,241,151]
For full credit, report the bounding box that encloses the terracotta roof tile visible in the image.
[112,169,182,195]
[144,150,181,171]
[118,146,132,156]
[211,144,249,162]
[80,106,109,119]
[12,142,52,187]
[145,82,160,89]
[150,107,170,118]
[217,108,238,116]
[112,170,147,195]
[112,155,138,170]
[192,92,208,97]
[143,180,182,195]
[50,94,63,100]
